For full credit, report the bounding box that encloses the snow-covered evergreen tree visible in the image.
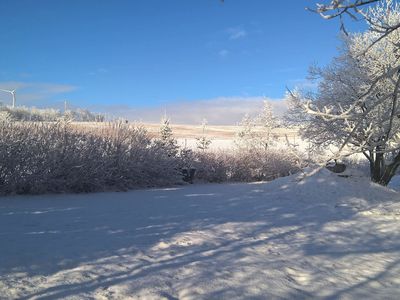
[157,116,179,157]
[196,118,212,151]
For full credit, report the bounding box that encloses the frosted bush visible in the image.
[190,149,301,183]
[191,151,230,183]
[0,121,180,195]
[0,120,302,195]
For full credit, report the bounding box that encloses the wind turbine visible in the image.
[0,89,16,108]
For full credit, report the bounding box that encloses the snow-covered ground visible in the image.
[1,169,400,299]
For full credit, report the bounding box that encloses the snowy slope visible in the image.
[1,169,400,299]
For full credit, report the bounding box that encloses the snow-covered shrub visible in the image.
[191,151,230,183]
[0,118,303,195]
[229,149,301,182]
[190,148,301,183]
[0,120,180,195]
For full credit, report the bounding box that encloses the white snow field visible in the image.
[1,169,400,299]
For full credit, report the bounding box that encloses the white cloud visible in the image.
[227,27,247,40]
[94,96,287,125]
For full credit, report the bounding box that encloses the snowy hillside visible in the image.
[1,168,400,299]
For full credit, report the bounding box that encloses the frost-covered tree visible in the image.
[196,118,212,151]
[235,102,278,151]
[157,116,179,157]
[160,116,173,141]
[257,101,278,150]
[288,0,400,185]
[235,113,258,150]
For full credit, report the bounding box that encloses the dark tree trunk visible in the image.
[371,152,384,183]
[369,149,400,186]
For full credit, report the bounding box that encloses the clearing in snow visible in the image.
[1,168,400,299]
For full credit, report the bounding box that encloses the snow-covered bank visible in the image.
[1,169,400,299]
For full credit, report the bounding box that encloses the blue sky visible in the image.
[0,0,365,123]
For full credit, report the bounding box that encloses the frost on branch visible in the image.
[289,0,400,185]
[235,101,279,151]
